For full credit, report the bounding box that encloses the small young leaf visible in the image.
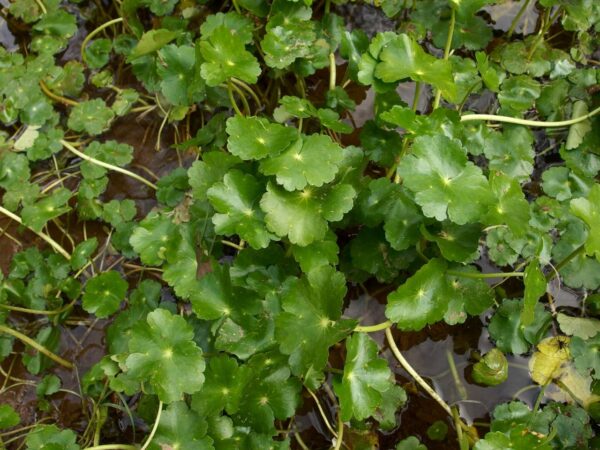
[82,271,128,318]
[199,26,260,86]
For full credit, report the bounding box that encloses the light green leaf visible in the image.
[485,171,530,236]
[375,33,455,99]
[226,116,297,160]
[259,134,344,191]
[25,425,80,450]
[261,182,356,246]
[67,99,115,135]
[570,184,600,260]
[199,26,260,86]
[127,29,178,60]
[557,313,600,339]
[21,187,71,232]
[0,404,20,429]
[149,402,212,450]
[130,212,177,266]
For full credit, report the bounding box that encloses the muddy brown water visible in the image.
[0,1,587,449]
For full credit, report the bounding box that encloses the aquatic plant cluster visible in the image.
[0,0,599,448]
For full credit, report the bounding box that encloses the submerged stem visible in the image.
[0,324,73,369]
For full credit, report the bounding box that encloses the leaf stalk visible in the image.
[385,328,453,416]
[60,140,157,190]
[460,105,600,127]
[354,321,392,333]
[0,205,71,260]
[81,17,124,65]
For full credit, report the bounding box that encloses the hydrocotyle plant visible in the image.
[0,0,599,449]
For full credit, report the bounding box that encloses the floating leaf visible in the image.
[472,349,508,386]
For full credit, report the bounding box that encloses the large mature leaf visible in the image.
[123,309,205,403]
[386,258,450,331]
[334,333,401,421]
[261,182,356,246]
[275,266,357,377]
[398,135,492,224]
